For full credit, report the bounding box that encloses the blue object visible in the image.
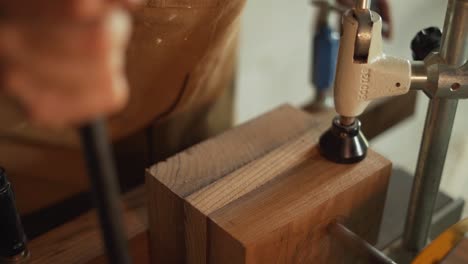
[312,25,340,92]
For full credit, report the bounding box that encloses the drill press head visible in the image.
[319,3,411,164]
[333,7,411,119]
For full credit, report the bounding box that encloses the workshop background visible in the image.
[236,0,468,217]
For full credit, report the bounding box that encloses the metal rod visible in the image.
[329,221,397,264]
[355,0,370,10]
[339,116,356,126]
[410,62,427,91]
[440,0,468,67]
[403,99,458,252]
[403,0,468,253]
[80,120,132,264]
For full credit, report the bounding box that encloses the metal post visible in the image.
[410,62,427,91]
[403,0,468,253]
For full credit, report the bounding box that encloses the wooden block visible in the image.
[147,105,392,263]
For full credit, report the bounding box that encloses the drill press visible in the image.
[319,0,411,163]
[319,0,468,259]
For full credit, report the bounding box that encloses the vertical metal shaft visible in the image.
[403,0,468,253]
[403,99,458,252]
[440,0,468,65]
[80,120,132,264]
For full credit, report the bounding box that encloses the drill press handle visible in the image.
[333,9,412,118]
[319,3,414,165]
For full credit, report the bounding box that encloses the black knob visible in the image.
[411,27,442,61]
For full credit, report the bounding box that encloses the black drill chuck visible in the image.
[319,117,369,164]
[0,168,28,262]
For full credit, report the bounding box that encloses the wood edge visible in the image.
[146,104,316,197]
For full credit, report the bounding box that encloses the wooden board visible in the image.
[147,105,392,263]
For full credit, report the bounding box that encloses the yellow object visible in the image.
[412,218,468,264]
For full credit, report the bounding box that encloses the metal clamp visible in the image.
[422,54,468,98]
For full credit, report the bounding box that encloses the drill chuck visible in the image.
[319,117,369,164]
[0,168,28,262]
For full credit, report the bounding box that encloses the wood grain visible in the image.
[147,105,392,263]
[148,105,323,197]
[147,105,323,263]
[209,147,390,263]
